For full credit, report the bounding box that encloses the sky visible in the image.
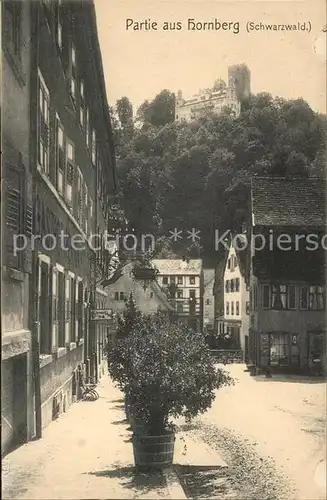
[94,0,326,114]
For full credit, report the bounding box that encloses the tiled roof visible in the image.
[152,259,202,275]
[251,177,326,227]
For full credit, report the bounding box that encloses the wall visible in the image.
[40,344,83,429]
[106,264,167,315]
[2,0,32,335]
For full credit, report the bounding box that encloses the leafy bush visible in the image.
[107,312,234,434]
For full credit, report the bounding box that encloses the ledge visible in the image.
[57,347,67,358]
[2,329,31,360]
[40,354,53,368]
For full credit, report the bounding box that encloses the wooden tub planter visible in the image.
[132,431,175,468]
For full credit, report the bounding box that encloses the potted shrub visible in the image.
[108,312,234,468]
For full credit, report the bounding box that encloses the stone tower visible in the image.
[228,64,251,100]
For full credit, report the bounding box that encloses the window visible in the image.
[85,107,90,148]
[189,276,195,285]
[66,140,75,208]
[231,301,234,315]
[91,129,97,166]
[56,0,63,50]
[176,302,183,313]
[246,301,250,315]
[177,276,183,285]
[300,286,308,310]
[226,302,229,315]
[114,291,119,300]
[65,273,72,345]
[225,280,230,293]
[230,279,234,292]
[3,164,25,270]
[236,301,239,315]
[52,268,58,349]
[206,299,211,305]
[253,285,257,309]
[287,285,296,310]
[177,290,183,299]
[150,292,154,299]
[69,42,77,101]
[263,284,300,310]
[271,284,287,309]
[120,292,125,301]
[227,259,231,269]
[56,119,65,195]
[269,333,289,366]
[76,168,84,228]
[4,1,22,58]
[235,278,240,292]
[170,276,176,284]
[84,184,88,234]
[38,72,50,175]
[262,284,270,309]
[38,258,52,354]
[309,286,325,311]
[163,276,168,285]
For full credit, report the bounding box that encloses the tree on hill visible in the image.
[136,90,175,127]
[115,90,326,259]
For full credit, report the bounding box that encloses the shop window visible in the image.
[269,333,289,365]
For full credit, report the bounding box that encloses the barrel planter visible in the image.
[130,413,145,435]
[132,432,175,468]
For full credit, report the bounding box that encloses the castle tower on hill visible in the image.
[174,64,251,122]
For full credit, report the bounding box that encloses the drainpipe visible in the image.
[29,1,42,438]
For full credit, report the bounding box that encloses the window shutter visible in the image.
[3,146,24,270]
[23,171,33,274]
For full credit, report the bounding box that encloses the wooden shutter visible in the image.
[3,145,24,270]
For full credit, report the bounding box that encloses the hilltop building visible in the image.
[175,64,250,122]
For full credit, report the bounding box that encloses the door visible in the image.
[1,355,27,456]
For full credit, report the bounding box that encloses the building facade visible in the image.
[2,0,35,455]
[223,238,250,356]
[152,259,203,331]
[104,262,173,316]
[203,269,215,333]
[174,64,250,122]
[249,177,326,375]
[1,0,117,454]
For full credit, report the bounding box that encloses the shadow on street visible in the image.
[86,465,168,496]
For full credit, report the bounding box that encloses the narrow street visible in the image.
[2,365,326,500]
